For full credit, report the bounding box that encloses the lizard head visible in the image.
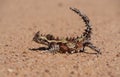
[33,31,49,45]
[33,31,56,45]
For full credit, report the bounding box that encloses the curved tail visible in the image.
[70,7,92,40]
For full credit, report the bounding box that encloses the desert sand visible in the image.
[0,0,120,77]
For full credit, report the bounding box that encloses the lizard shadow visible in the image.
[29,47,49,51]
[29,47,99,55]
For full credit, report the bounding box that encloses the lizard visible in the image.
[32,7,101,54]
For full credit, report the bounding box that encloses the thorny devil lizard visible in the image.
[32,7,101,54]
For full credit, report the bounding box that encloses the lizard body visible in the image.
[32,7,101,54]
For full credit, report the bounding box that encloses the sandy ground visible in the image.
[0,0,120,77]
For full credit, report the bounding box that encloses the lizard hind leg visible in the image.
[84,41,101,54]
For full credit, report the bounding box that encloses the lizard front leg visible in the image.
[48,42,60,54]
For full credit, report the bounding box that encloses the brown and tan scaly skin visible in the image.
[32,7,101,54]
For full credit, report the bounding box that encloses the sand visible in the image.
[0,0,120,77]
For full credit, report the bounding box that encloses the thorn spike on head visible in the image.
[46,34,54,40]
[36,31,40,35]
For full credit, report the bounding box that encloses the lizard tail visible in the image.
[70,7,92,40]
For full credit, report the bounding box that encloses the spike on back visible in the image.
[56,37,59,40]
[46,34,55,40]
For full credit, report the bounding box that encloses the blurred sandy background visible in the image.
[0,0,120,77]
